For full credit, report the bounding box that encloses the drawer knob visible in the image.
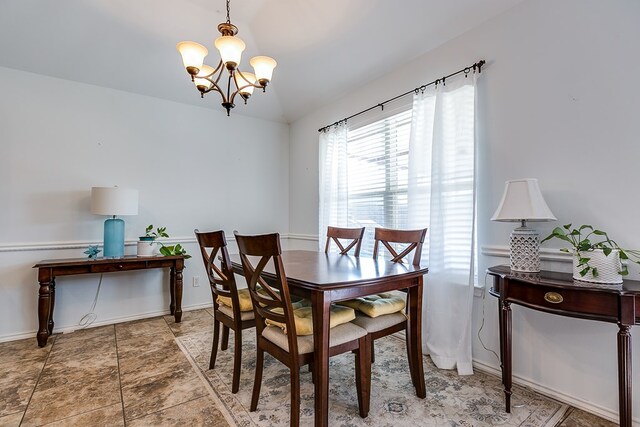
[118,264,124,269]
[544,292,563,304]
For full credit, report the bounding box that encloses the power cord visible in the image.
[477,272,500,363]
[78,273,103,328]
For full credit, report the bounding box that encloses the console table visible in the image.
[488,265,640,427]
[33,255,185,347]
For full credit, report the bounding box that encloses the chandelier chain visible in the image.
[226,0,231,24]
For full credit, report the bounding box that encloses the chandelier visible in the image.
[176,0,277,116]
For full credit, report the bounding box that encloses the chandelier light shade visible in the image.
[176,0,277,116]
[176,41,209,76]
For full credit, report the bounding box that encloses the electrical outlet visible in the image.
[192,276,200,287]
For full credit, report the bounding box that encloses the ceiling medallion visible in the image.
[176,0,277,116]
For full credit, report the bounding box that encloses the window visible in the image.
[345,109,412,255]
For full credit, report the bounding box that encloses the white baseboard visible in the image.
[0,302,213,343]
[472,359,635,426]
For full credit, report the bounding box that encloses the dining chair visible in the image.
[194,229,255,394]
[345,227,427,371]
[234,231,371,426]
[324,226,366,256]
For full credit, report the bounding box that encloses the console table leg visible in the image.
[48,279,56,335]
[498,298,505,386]
[618,324,632,427]
[174,267,183,323]
[37,280,51,347]
[502,300,512,413]
[169,267,176,315]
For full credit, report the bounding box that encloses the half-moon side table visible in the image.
[487,265,640,427]
[33,255,185,347]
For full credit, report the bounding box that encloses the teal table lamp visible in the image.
[91,187,139,258]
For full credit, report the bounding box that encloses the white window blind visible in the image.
[345,109,412,256]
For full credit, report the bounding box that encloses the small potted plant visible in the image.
[541,224,640,284]
[137,225,191,258]
[137,225,168,257]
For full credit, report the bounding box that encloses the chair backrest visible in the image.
[194,229,239,313]
[234,232,300,355]
[373,227,428,265]
[324,226,366,256]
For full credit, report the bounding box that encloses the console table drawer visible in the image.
[507,284,619,319]
[90,262,148,273]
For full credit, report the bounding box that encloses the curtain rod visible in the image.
[318,59,485,133]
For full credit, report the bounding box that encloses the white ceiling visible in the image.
[0,0,522,123]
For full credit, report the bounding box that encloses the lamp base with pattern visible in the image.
[510,225,540,272]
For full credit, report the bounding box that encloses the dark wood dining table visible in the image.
[230,250,428,427]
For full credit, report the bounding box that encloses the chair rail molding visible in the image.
[0,234,319,253]
[481,245,572,263]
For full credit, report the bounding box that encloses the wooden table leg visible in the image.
[407,278,426,398]
[37,269,52,347]
[617,323,632,427]
[312,291,331,427]
[502,300,512,412]
[174,265,183,323]
[48,279,56,335]
[498,298,505,387]
[169,266,176,316]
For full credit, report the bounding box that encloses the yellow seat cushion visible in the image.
[216,288,253,312]
[338,293,406,318]
[266,304,355,336]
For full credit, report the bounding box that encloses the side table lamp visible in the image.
[491,179,556,272]
[91,187,139,258]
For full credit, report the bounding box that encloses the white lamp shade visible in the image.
[237,71,256,96]
[250,56,276,83]
[194,65,215,90]
[91,187,139,216]
[214,35,245,67]
[176,41,208,71]
[491,178,556,222]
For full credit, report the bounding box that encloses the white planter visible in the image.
[137,240,158,257]
[573,249,623,284]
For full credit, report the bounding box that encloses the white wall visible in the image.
[0,65,290,341]
[288,0,640,423]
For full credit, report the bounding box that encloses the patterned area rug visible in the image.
[177,330,567,426]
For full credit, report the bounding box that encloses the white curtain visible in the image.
[408,73,477,375]
[318,122,348,247]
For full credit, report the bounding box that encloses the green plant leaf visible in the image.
[159,246,171,256]
[592,267,598,277]
[579,267,590,276]
[579,225,593,231]
[146,224,153,233]
[620,250,629,260]
[593,230,606,236]
[560,248,570,253]
[602,247,612,256]
[563,224,572,230]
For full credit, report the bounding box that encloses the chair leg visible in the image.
[231,328,242,394]
[405,326,416,386]
[209,319,220,370]
[309,362,316,384]
[221,325,230,350]
[290,363,301,427]
[355,335,371,418]
[371,339,375,364]
[250,347,264,412]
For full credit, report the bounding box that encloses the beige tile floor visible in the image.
[0,308,616,426]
